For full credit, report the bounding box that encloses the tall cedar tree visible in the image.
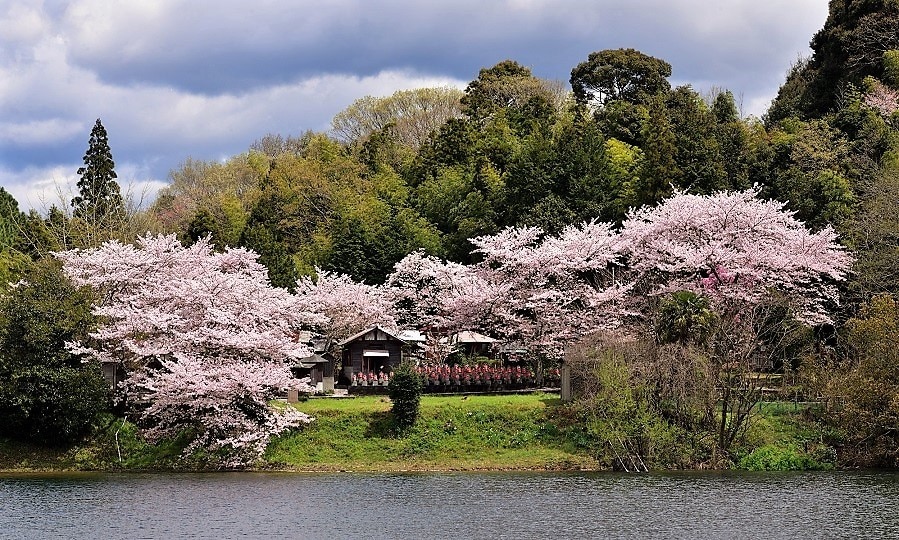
[72,119,125,226]
[636,99,679,205]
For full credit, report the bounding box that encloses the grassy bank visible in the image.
[0,416,187,472]
[266,393,599,471]
[733,402,837,471]
[0,439,80,472]
[0,393,835,472]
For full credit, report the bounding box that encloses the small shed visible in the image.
[100,361,126,387]
[339,325,408,382]
[292,353,334,393]
[445,330,498,358]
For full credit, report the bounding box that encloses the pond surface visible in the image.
[2,470,898,539]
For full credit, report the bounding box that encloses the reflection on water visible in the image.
[2,471,899,539]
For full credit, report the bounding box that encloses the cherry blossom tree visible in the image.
[465,220,631,365]
[383,251,486,362]
[384,220,630,368]
[56,234,320,466]
[295,269,397,347]
[620,188,851,324]
[385,250,483,330]
[619,188,853,453]
[125,353,313,467]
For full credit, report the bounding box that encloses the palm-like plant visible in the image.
[655,291,717,345]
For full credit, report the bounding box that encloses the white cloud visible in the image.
[93,69,467,163]
[1,164,78,212]
[0,119,85,145]
[0,1,468,178]
[0,1,50,49]
[0,40,466,210]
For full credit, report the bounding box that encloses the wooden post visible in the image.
[560,363,572,402]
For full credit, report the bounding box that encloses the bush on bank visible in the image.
[0,393,840,472]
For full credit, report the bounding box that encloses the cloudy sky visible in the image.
[1,0,829,211]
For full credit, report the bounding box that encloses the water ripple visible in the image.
[2,471,898,539]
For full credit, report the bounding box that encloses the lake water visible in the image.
[2,471,898,539]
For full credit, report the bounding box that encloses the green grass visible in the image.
[734,401,835,471]
[264,393,600,471]
[0,396,836,472]
[0,438,77,471]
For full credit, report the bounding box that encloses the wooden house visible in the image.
[339,325,408,382]
[498,341,529,364]
[289,331,336,392]
[444,330,498,359]
[100,361,126,387]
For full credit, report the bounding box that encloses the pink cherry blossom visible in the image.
[386,220,631,360]
[620,187,852,324]
[464,219,631,359]
[56,234,318,466]
[295,269,397,346]
[864,81,899,117]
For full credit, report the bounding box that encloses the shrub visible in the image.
[563,337,706,469]
[388,363,424,432]
[738,444,834,471]
[0,364,109,445]
[812,294,899,465]
[0,259,109,445]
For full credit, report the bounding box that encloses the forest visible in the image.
[1,0,899,469]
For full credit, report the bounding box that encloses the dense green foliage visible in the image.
[0,188,30,286]
[0,187,22,250]
[0,366,110,446]
[803,294,899,466]
[767,0,899,122]
[570,48,672,107]
[655,291,717,346]
[0,259,109,445]
[565,337,717,467]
